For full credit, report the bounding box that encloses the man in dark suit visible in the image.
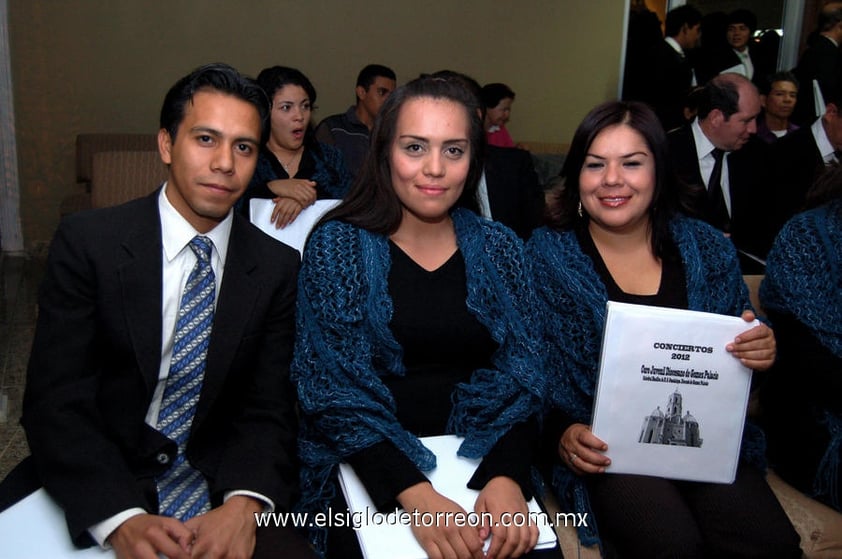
[792,2,842,126]
[668,73,772,272]
[481,144,544,239]
[707,10,774,90]
[638,5,702,132]
[770,88,842,238]
[20,64,315,558]
[429,69,544,239]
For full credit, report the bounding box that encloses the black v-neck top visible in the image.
[575,225,689,309]
[385,241,497,435]
[345,241,536,510]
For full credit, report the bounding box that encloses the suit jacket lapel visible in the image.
[671,126,704,187]
[194,216,260,425]
[118,193,165,398]
[483,158,503,220]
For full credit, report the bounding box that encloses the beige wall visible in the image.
[9,0,625,247]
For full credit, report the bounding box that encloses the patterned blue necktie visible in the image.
[156,235,215,520]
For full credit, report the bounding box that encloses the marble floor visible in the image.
[0,252,44,482]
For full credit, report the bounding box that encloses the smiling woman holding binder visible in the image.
[292,75,555,559]
[526,100,801,558]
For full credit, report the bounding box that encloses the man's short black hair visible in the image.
[664,5,703,38]
[159,63,269,145]
[824,83,842,108]
[727,9,757,32]
[760,71,799,95]
[356,64,396,90]
[818,3,842,32]
[698,74,743,120]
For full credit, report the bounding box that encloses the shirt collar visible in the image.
[812,118,837,163]
[691,118,717,159]
[158,182,232,265]
[665,37,684,56]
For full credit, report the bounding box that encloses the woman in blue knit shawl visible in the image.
[526,101,801,558]
[293,76,550,558]
[760,164,842,512]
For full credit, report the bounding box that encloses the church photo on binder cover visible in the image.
[639,390,703,447]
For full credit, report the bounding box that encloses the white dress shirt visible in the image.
[734,48,754,80]
[476,170,493,220]
[811,117,840,165]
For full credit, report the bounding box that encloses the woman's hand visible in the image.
[559,423,610,475]
[397,482,484,559]
[474,477,538,559]
[266,178,317,207]
[726,310,776,371]
[270,198,304,228]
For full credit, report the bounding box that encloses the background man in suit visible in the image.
[694,10,776,92]
[668,73,771,272]
[20,63,314,558]
[433,70,544,239]
[315,64,396,177]
[481,143,543,239]
[638,5,702,132]
[719,10,774,89]
[792,2,842,126]
[770,87,842,238]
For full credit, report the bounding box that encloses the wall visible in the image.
[8,0,625,247]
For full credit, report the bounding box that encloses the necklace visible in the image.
[275,148,303,175]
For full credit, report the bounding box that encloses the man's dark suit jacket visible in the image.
[641,39,694,132]
[695,46,773,90]
[710,47,773,89]
[770,124,827,235]
[21,190,301,546]
[793,35,842,126]
[484,145,544,239]
[667,125,774,268]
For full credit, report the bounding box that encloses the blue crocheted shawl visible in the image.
[292,208,545,553]
[526,215,763,546]
[761,199,842,509]
[251,141,352,199]
[762,200,842,358]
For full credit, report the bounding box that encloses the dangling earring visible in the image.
[577,201,583,218]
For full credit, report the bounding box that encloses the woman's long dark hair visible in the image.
[546,100,697,258]
[255,65,326,154]
[321,75,485,235]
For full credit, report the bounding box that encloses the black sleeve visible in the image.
[350,418,542,509]
[537,408,577,477]
[467,417,539,500]
[766,311,842,413]
[515,150,545,239]
[346,441,429,511]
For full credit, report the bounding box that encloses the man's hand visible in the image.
[184,496,262,559]
[474,477,538,559]
[109,513,193,559]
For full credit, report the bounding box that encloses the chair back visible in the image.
[90,150,167,209]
